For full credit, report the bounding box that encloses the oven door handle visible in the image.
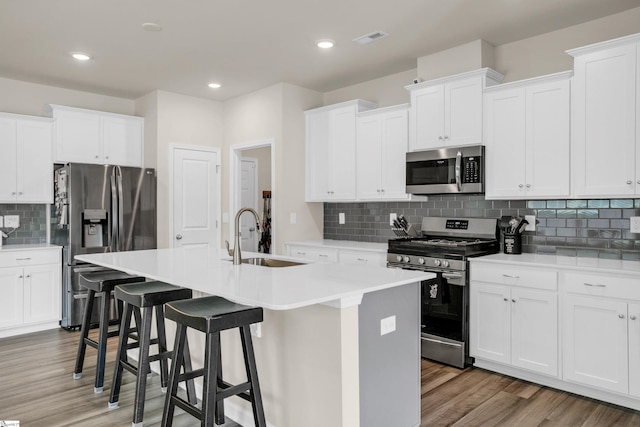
[423,337,463,348]
[442,272,463,280]
[455,149,462,192]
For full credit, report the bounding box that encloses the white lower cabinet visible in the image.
[285,242,386,267]
[0,247,62,338]
[470,265,558,377]
[562,272,640,396]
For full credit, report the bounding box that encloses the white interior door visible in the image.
[172,146,220,248]
[240,158,258,252]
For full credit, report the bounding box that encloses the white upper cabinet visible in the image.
[47,104,144,167]
[305,100,377,202]
[356,105,410,200]
[0,113,53,204]
[406,68,503,151]
[484,72,571,199]
[567,34,640,197]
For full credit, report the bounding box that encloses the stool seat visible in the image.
[164,296,263,333]
[74,270,145,394]
[115,281,193,308]
[162,296,265,427]
[79,270,145,293]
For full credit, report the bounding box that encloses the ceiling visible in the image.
[1,0,639,102]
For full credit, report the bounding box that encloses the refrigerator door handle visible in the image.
[116,166,125,252]
[110,171,119,252]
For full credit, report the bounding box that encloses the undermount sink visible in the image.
[234,257,304,268]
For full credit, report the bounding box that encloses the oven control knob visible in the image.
[442,260,450,268]
[403,256,411,263]
[418,258,425,265]
[434,259,441,266]
[396,255,403,262]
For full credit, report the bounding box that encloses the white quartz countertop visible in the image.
[0,243,61,252]
[76,246,431,310]
[285,240,388,253]
[471,253,640,276]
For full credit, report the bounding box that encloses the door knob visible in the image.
[175,234,183,240]
[249,227,256,232]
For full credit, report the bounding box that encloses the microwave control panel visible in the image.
[463,157,481,183]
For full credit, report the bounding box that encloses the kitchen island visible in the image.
[76,246,433,427]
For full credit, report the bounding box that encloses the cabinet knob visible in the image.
[381,189,385,193]
[518,184,523,188]
[95,155,99,158]
[637,180,640,185]
[175,234,183,240]
[627,180,632,185]
[619,314,625,319]
[444,136,449,140]
[511,298,517,303]
[438,136,443,140]
[503,297,508,302]
[631,315,637,320]
[26,275,30,278]
[525,184,531,188]
[19,275,23,279]
[11,192,16,195]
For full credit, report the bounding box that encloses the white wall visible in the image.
[149,90,224,249]
[417,39,495,81]
[323,68,416,108]
[0,76,134,117]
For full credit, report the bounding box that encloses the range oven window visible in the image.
[421,274,464,342]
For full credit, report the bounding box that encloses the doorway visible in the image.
[240,158,258,251]
[169,145,221,248]
[230,139,274,254]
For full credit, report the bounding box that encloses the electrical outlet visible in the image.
[380,315,396,336]
[390,213,397,226]
[525,215,536,232]
[250,323,262,338]
[631,217,640,233]
[0,216,3,228]
[339,213,345,224]
[4,215,19,228]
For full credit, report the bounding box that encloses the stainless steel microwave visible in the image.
[406,145,485,195]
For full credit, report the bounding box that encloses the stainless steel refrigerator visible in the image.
[51,163,156,329]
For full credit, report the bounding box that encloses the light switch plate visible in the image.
[4,215,19,228]
[380,315,396,336]
[631,217,640,233]
[390,213,397,226]
[0,216,3,228]
[339,213,345,224]
[290,212,297,225]
[525,215,536,232]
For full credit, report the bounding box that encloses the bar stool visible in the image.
[73,270,145,393]
[161,296,266,427]
[108,281,196,427]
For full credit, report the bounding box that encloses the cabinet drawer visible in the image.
[564,272,640,300]
[339,250,386,267]
[0,249,61,268]
[287,246,338,263]
[471,263,557,290]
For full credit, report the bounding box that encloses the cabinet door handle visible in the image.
[631,315,637,320]
[25,275,30,278]
[503,297,508,302]
[319,254,328,258]
[503,274,520,279]
[619,314,626,319]
[627,180,632,185]
[525,184,531,188]
[511,298,517,303]
[19,275,23,279]
[297,251,306,255]
[584,282,606,288]
[357,258,368,262]
[16,258,32,261]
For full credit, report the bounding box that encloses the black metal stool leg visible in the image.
[215,333,225,426]
[94,288,111,393]
[181,336,198,405]
[240,325,266,427]
[132,305,153,427]
[155,305,169,390]
[73,289,95,379]
[161,324,187,427]
[202,332,220,427]
[109,303,134,408]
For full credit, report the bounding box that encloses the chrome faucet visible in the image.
[228,207,261,265]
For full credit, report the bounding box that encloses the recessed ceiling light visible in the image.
[142,22,162,32]
[316,39,335,49]
[71,52,91,61]
[208,83,221,89]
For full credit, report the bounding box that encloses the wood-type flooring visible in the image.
[1,328,639,426]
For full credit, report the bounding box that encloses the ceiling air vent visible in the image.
[352,31,389,45]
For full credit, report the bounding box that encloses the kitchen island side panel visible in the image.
[359,281,421,427]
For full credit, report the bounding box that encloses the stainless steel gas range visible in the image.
[387,217,499,368]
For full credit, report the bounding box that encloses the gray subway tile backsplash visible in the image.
[0,204,47,245]
[324,196,640,260]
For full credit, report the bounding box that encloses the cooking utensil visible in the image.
[515,219,529,234]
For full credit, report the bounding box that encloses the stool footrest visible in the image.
[218,380,252,401]
[178,368,205,382]
[171,395,202,419]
